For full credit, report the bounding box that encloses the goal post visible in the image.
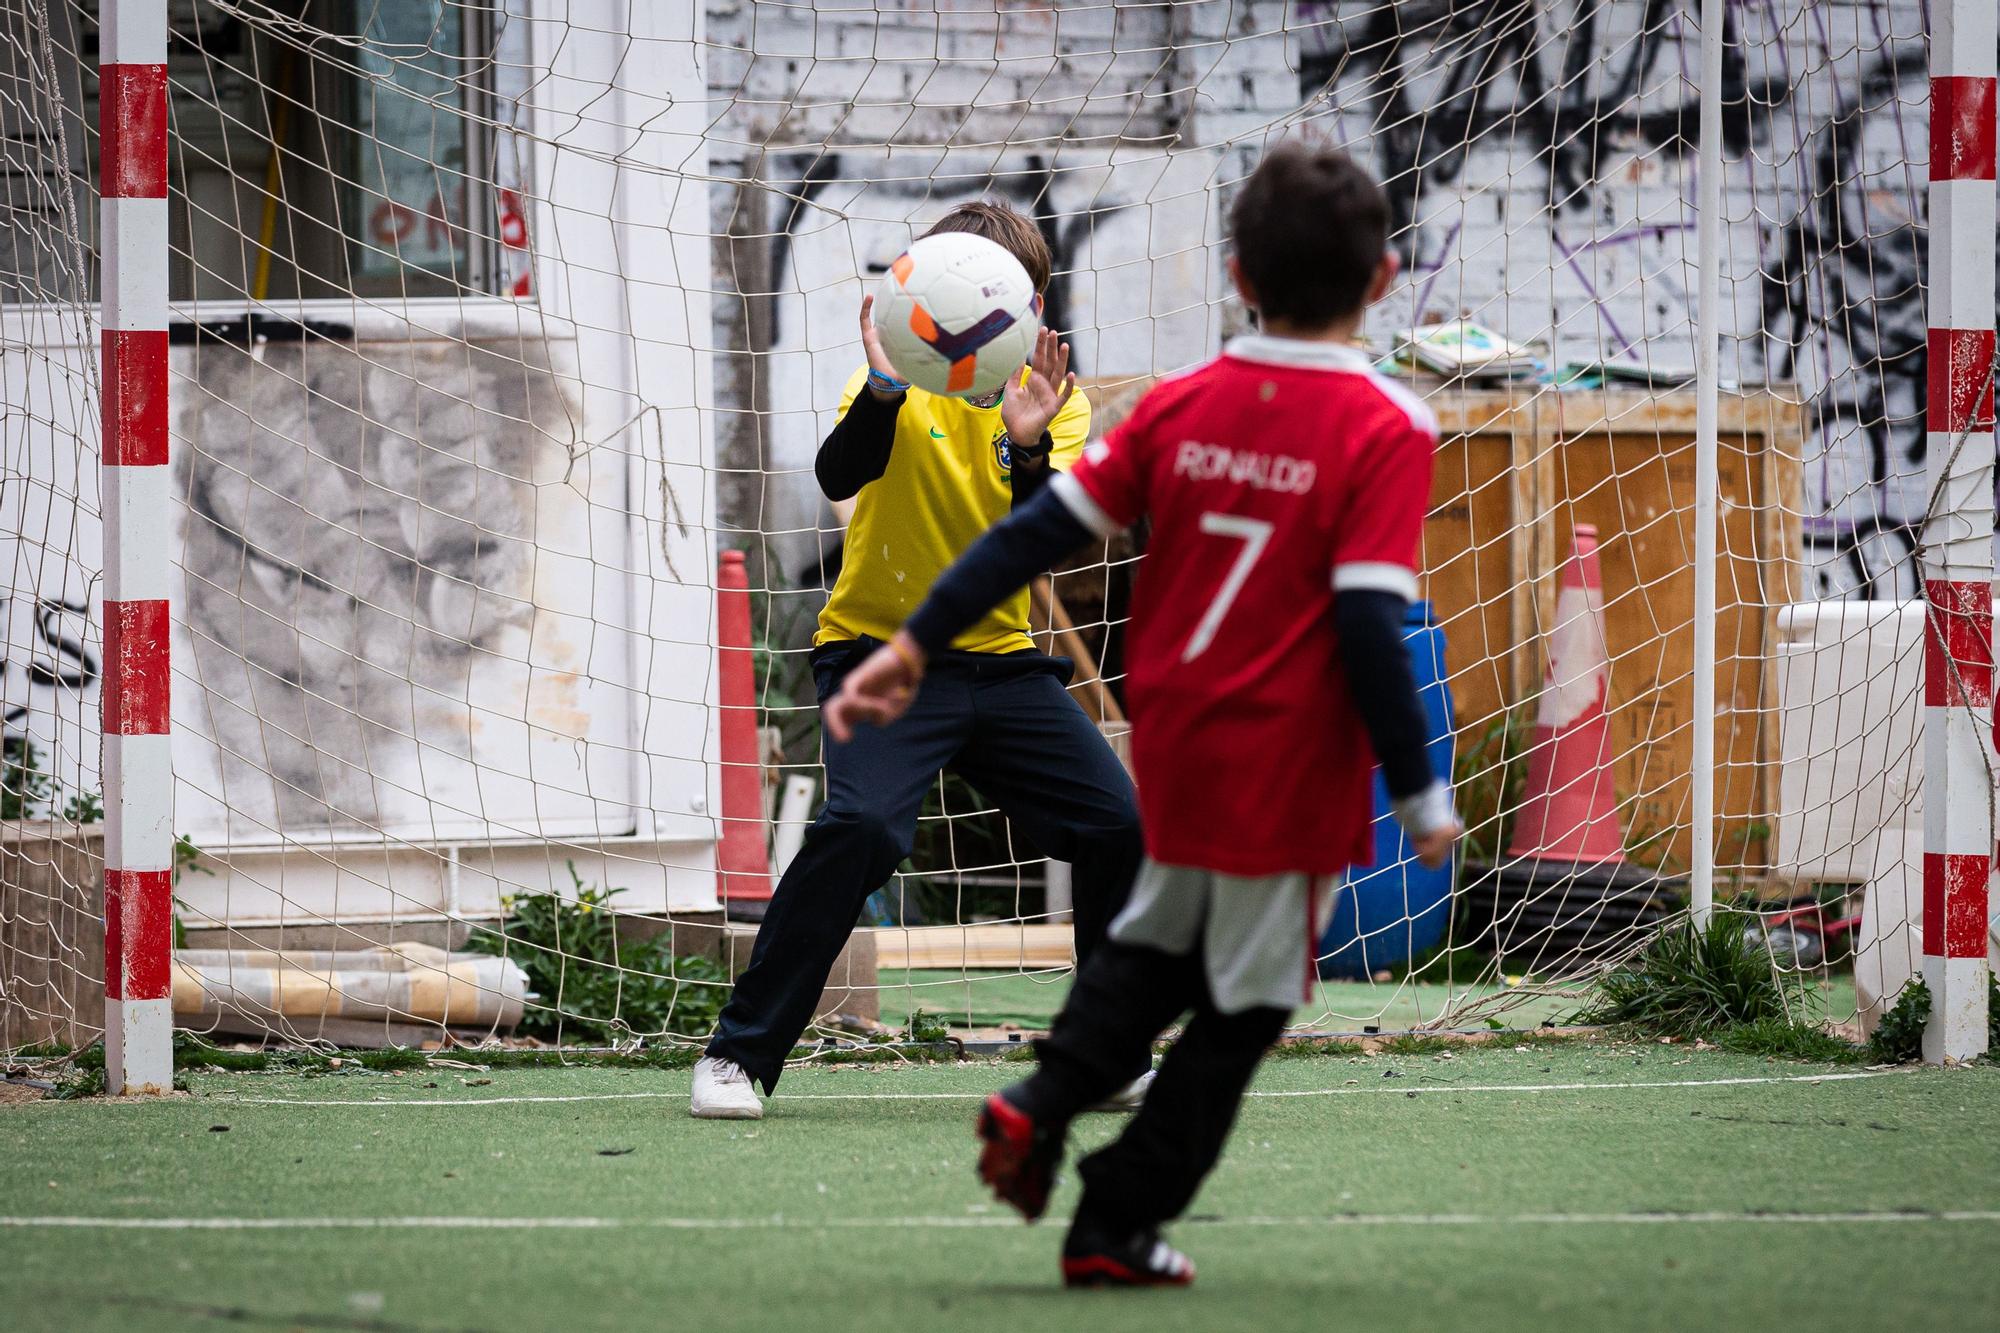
[100,0,172,1096]
[1920,0,1996,1063]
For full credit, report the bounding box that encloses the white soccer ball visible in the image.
[873,232,1041,399]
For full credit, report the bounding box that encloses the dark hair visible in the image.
[1229,141,1389,327]
[922,200,1053,294]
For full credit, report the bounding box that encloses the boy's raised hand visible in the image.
[858,294,905,400]
[1000,326,1077,446]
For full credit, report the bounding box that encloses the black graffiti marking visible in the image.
[1298,0,1757,265]
[1298,4,1987,601]
[1,596,100,731]
[1801,518,1919,603]
[1761,46,1932,480]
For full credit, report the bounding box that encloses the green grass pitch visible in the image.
[3,1043,1996,1332]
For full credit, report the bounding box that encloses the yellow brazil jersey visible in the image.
[817,366,1092,654]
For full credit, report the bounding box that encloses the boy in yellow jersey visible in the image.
[693,203,1145,1120]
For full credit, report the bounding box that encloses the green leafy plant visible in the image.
[1577,913,1797,1037]
[1864,974,2000,1064]
[466,862,729,1043]
[1,742,108,824]
[1452,707,1532,865]
[1869,976,1930,1063]
[1713,1016,1867,1064]
[59,788,103,824]
[0,740,53,820]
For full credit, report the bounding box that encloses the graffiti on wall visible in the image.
[174,335,625,841]
[1297,0,1973,600]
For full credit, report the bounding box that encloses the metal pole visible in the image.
[1689,0,1725,931]
[99,0,174,1094]
[1920,0,1996,1063]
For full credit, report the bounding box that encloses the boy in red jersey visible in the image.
[825,142,1460,1287]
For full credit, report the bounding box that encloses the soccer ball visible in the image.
[873,232,1041,399]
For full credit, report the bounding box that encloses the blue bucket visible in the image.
[1317,600,1455,979]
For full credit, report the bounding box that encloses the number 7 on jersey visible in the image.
[1181,512,1275,662]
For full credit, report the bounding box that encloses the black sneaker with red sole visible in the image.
[1060,1226,1196,1288]
[976,1091,1062,1221]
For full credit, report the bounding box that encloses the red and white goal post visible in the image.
[1921,0,1996,1063]
[100,0,173,1095]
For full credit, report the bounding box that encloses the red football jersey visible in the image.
[1050,335,1439,876]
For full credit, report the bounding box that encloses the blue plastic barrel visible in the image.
[1317,600,1455,979]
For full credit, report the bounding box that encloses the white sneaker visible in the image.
[1089,1068,1155,1113]
[689,1056,764,1120]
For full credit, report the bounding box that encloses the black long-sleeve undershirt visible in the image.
[905,487,1442,816]
[815,387,903,501]
[1334,591,1434,802]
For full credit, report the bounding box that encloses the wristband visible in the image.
[1009,431,1054,461]
[888,635,924,676]
[867,367,911,395]
[1391,780,1457,840]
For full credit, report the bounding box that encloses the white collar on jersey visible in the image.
[1222,334,1376,372]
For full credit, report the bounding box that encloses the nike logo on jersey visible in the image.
[1174,440,1317,495]
[930,427,947,439]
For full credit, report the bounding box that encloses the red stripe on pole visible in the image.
[103,599,171,735]
[1922,853,1990,959]
[1927,328,1998,435]
[101,330,170,465]
[1932,76,1998,182]
[1923,579,1995,708]
[104,868,173,1000]
[98,64,169,199]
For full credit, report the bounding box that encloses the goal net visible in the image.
[0,0,1986,1063]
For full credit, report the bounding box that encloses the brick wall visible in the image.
[708,1,1948,599]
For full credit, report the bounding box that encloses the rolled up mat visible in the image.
[172,943,528,1040]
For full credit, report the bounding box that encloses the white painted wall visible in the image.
[0,1,723,927]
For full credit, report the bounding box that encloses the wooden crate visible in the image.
[1416,385,1806,872]
[1419,387,1538,738]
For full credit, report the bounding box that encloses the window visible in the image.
[161,0,518,302]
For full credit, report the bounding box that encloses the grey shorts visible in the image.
[1108,858,1340,1014]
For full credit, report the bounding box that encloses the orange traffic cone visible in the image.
[716,550,774,915]
[1506,524,1626,866]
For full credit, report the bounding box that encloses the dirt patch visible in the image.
[0,1079,49,1105]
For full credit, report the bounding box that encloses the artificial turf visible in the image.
[877,967,1858,1035]
[3,1042,1995,1332]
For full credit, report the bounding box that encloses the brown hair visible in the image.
[1229,141,1390,327]
[922,200,1053,294]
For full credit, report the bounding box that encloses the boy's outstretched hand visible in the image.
[824,631,928,742]
[858,295,905,401]
[1000,326,1077,445]
[1409,822,1461,871]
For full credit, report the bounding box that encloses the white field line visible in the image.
[2,1209,1996,1233]
[17,1069,1921,1113]
[143,1066,1911,1108]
